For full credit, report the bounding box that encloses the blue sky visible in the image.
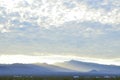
[0,0,120,65]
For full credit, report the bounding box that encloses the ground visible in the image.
[0,76,120,80]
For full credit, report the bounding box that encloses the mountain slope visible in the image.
[54,60,120,74]
[0,60,120,76]
[0,63,73,75]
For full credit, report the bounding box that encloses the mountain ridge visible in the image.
[54,60,120,74]
[0,60,120,76]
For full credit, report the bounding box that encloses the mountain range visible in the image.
[0,60,120,76]
[54,60,120,74]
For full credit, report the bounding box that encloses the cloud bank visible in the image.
[0,0,120,63]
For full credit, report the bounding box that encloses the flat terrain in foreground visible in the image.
[0,76,120,80]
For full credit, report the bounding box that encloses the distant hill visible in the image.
[0,60,120,76]
[54,60,120,74]
[0,63,73,76]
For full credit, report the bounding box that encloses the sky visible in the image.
[0,0,120,65]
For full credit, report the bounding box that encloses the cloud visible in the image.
[0,54,120,65]
[0,0,120,62]
[0,0,119,33]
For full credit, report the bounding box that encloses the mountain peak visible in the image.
[89,70,98,73]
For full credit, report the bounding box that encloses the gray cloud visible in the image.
[0,0,120,60]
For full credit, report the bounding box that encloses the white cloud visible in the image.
[0,0,120,60]
[0,24,10,33]
[0,54,120,66]
[82,27,104,38]
[0,24,3,30]
[0,54,70,64]
[103,0,120,7]
[0,0,119,33]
